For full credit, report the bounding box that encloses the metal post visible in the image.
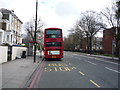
[118,46,120,61]
[112,41,114,60]
[34,0,38,62]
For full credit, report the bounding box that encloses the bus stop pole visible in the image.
[34,0,38,63]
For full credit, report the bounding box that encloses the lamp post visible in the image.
[34,0,38,62]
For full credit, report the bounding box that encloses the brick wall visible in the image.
[103,28,115,54]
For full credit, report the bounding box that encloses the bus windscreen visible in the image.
[46,29,61,38]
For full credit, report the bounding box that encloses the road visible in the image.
[25,51,120,88]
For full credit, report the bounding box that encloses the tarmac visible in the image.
[0,51,119,89]
[72,51,119,61]
[0,51,43,89]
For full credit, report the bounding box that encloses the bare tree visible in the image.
[64,28,81,51]
[101,1,120,57]
[77,10,106,53]
[73,24,85,50]
[24,17,44,44]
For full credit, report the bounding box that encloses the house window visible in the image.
[0,22,2,29]
[2,22,6,30]
[11,35,12,43]
[2,14,9,20]
[0,32,2,43]
[7,35,9,41]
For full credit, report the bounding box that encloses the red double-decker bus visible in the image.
[44,28,64,60]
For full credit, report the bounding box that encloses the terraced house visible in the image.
[0,8,23,45]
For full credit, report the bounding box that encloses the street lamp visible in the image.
[34,0,38,62]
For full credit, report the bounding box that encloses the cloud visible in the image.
[55,1,79,17]
[0,0,15,8]
[0,0,35,22]
[47,0,79,36]
[0,0,113,37]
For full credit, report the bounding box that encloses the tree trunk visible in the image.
[89,36,92,54]
[87,35,90,53]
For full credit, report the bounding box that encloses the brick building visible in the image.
[103,27,115,54]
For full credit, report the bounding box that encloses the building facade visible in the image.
[103,28,115,54]
[0,12,4,45]
[0,8,23,45]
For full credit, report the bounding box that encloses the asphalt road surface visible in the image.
[25,51,120,88]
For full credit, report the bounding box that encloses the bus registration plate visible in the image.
[52,56,56,58]
[48,50,60,55]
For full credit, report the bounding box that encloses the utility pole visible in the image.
[34,0,38,62]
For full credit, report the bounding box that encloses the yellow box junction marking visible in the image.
[44,63,76,72]
[79,71,85,76]
[89,80,100,88]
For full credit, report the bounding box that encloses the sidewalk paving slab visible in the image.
[1,55,43,89]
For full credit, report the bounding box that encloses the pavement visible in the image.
[0,51,119,89]
[0,50,43,89]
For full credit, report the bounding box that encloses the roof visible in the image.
[0,8,23,24]
[45,27,62,30]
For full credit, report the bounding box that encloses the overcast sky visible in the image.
[0,0,113,37]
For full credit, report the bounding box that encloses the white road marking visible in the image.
[73,54,78,56]
[94,58,119,65]
[85,61,96,65]
[72,53,119,65]
[105,67,120,73]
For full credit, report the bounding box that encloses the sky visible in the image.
[0,0,113,37]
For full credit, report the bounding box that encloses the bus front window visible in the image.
[46,29,61,38]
